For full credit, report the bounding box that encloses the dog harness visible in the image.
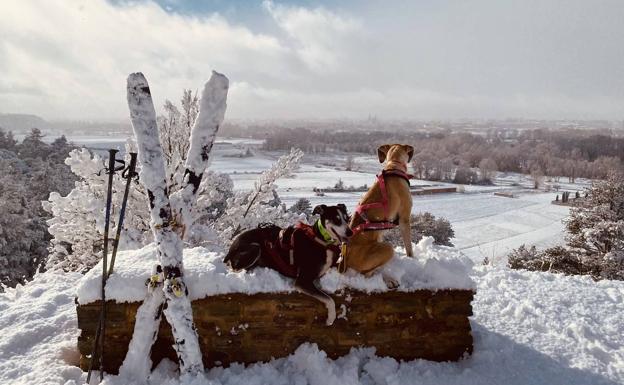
[351,168,412,236]
[263,220,341,278]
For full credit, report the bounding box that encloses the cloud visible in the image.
[1,0,623,121]
[0,0,289,120]
[262,0,361,72]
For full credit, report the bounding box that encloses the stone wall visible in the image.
[77,289,474,373]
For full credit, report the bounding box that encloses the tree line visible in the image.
[256,127,623,182]
[0,128,77,289]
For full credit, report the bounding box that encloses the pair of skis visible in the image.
[87,150,138,383]
[118,71,228,382]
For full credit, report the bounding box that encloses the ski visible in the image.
[120,71,228,380]
[171,71,229,236]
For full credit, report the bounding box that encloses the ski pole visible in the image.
[87,149,118,384]
[108,152,138,277]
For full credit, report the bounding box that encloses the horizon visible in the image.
[2,0,624,121]
[3,112,624,127]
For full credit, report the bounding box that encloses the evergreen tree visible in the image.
[509,172,624,280]
[0,128,17,150]
[289,198,312,217]
[565,173,624,262]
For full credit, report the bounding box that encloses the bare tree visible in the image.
[531,167,545,189]
[345,155,355,171]
[479,158,498,183]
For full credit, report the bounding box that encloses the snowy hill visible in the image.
[1,245,622,385]
[0,113,50,133]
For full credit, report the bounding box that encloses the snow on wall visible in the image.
[76,237,475,305]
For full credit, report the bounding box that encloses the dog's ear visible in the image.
[377,144,391,163]
[312,204,327,216]
[337,203,347,213]
[404,145,414,162]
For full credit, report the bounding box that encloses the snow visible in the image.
[0,271,84,385]
[2,262,623,384]
[205,142,574,264]
[76,237,475,305]
[56,137,575,266]
[5,137,619,384]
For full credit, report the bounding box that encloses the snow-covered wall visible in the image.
[77,287,475,373]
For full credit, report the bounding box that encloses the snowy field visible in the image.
[204,139,583,264]
[68,135,580,263]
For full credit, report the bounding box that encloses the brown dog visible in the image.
[345,144,414,283]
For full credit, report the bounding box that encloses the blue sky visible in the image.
[2,0,624,121]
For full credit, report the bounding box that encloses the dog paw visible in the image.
[383,275,399,290]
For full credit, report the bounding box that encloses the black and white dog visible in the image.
[224,204,352,325]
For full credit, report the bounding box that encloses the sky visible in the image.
[1,0,624,121]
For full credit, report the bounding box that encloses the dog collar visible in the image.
[314,219,335,244]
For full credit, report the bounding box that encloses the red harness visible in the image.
[263,222,340,278]
[351,168,412,236]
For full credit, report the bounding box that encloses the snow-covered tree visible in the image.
[0,133,77,287]
[44,90,234,272]
[289,198,313,218]
[565,173,624,263]
[0,128,17,150]
[384,212,455,247]
[509,172,624,280]
[44,148,151,272]
[215,148,305,245]
[0,159,48,287]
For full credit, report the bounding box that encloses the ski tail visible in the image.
[118,287,165,381]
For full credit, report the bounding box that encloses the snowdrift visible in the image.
[2,257,623,384]
[75,238,476,373]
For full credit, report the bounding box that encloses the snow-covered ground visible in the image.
[6,137,615,385]
[1,258,622,385]
[63,135,575,266]
[204,139,583,264]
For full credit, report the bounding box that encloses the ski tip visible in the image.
[127,72,150,92]
[208,71,229,90]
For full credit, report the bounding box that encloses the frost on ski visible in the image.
[118,287,165,381]
[184,71,228,175]
[171,71,229,234]
[127,72,184,269]
[161,287,204,375]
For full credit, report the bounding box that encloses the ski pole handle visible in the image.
[107,149,119,173]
